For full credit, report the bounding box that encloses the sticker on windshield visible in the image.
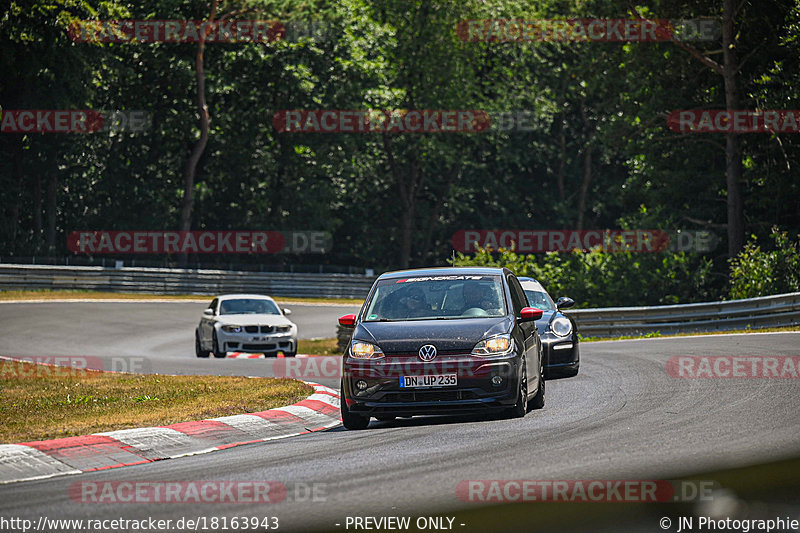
[395,275,487,283]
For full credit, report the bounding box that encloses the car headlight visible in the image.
[471,334,513,357]
[350,341,385,359]
[551,316,572,337]
[221,325,244,333]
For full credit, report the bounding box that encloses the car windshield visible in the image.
[363,275,507,321]
[219,298,280,315]
[523,289,555,311]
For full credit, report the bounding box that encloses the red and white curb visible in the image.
[0,382,340,485]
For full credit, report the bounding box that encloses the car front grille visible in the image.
[232,325,288,334]
[379,390,477,402]
[242,343,277,351]
[383,350,469,357]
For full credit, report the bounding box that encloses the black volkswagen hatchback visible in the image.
[338,267,545,430]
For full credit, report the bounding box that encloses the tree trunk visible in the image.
[576,147,592,231]
[722,0,745,256]
[45,174,57,254]
[556,74,568,203]
[420,165,458,263]
[399,200,415,269]
[33,174,42,250]
[8,137,23,253]
[383,135,425,269]
[178,0,217,265]
[576,99,594,231]
[655,2,745,257]
[556,122,566,203]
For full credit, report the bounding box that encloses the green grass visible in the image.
[0,360,312,443]
[297,337,341,356]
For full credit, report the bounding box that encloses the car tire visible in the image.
[507,362,528,418]
[212,330,227,358]
[283,351,297,358]
[340,385,370,430]
[195,330,210,358]
[530,357,545,410]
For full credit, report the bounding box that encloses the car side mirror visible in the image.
[283,308,292,316]
[520,307,543,321]
[338,314,356,327]
[556,297,575,310]
[203,308,214,317]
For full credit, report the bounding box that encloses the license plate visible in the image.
[399,374,457,388]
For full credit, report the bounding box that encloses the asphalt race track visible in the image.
[1,301,799,532]
[0,301,359,386]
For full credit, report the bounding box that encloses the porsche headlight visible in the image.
[471,334,513,357]
[551,316,572,337]
[221,325,244,333]
[350,341,385,359]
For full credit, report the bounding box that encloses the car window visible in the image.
[507,275,527,315]
[209,298,218,313]
[363,275,506,321]
[523,290,555,311]
[219,298,281,315]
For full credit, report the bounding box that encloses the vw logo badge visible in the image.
[418,344,437,361]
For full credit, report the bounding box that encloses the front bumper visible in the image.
[217,329,296,354]
[342,354,524,416]
[541,332,579,371]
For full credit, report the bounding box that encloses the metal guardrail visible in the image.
[1,264,798,337]
[566,292,800,337]
[0,264,375,299]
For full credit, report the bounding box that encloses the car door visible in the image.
[507,274,537,371]
[201,298,218,344]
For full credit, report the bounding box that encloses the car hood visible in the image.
[215,314,293,326]
[354,316,512,353]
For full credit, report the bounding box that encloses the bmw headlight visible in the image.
[471,334,513,357]
[350,341,385,359]
[551,316,572,337]
[221,325,244,333]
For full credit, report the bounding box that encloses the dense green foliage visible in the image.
[454,246,714,307]
[729,228,800,299]
[1,0,798,302]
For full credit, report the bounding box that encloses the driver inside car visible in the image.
[397,286,429,319]
[461,282,499,314]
